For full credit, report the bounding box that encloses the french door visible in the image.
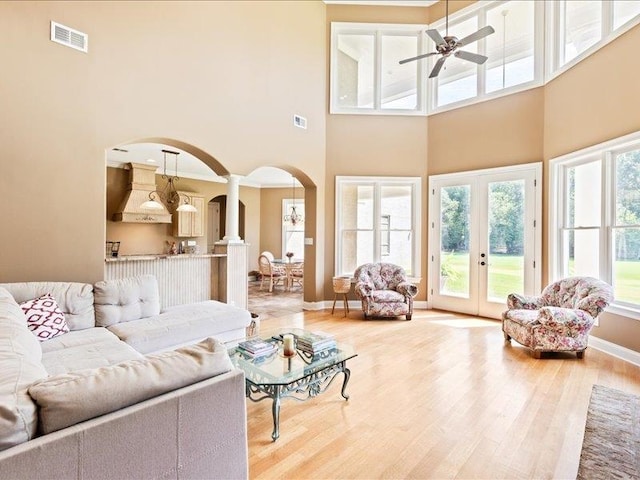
[428,163,542,319]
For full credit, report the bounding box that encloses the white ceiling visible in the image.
[105,143,299,188]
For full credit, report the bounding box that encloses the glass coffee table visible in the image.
[229,328,357,441]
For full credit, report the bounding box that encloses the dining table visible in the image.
[272,258,304,291]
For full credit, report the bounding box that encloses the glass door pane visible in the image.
[487,179,525,302]
[440,185,471,297]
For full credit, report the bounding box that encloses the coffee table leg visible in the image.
[272,389,281,441]
[341,366,351,400]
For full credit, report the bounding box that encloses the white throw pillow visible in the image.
[20,294,69,342]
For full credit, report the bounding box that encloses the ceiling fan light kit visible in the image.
[399,0,495,78]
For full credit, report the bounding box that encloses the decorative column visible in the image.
[223,174,243,243]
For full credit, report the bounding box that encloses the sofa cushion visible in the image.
[107,300,252,354]
[0,282,95,331]
[42,336,144,376]
[94,275,161,327]
[41,328,123,354]
[28,338,233,434]
[20,294,70,342]
[0,288,48,451]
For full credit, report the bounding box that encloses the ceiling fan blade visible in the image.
[454,50,488,65]
[457,25,495,47]
[426,29,446,47]
[399,51,438,65]
[429,56,447,78]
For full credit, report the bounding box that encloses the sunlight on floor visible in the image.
[429,317,499,328]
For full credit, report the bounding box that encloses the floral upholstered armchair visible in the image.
[502,276,613,359]
[353,263,418,320]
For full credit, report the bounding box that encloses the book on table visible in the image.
[295,331,337,353]
[237,338,277,357]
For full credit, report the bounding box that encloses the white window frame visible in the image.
[330,22,428,116]
[546,0,640,82]
[428,0,545,115]
[282,198,305,259]
[329,1,640,117]
[335,176,422,278]
[549,129,640,321]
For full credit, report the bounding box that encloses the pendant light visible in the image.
[140,149,197,213]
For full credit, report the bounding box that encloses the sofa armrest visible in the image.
[507,293,545,310]
[538,306,595,336]
[396,281,417,298]
[354,282,372,299]
[0,369,248,480]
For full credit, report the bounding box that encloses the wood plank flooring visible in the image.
[246,309,640,480]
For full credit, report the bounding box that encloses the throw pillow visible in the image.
[19,294,69,342]
[28,337,233,434]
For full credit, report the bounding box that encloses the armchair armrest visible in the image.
[396,281,417,298]
[354,282,372,299]
[538,306,595,336]
[507,293,545,310]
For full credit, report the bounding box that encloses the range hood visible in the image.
[112,163,172,223]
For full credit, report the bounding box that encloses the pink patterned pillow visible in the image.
[20,293,70,342]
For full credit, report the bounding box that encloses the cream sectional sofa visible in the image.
[0,274,251,479]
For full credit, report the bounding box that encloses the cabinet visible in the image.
[173,194,205,237]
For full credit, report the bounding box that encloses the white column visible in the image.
[223,174,243,243]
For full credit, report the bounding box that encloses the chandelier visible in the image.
[283,175,304,226]
[140,149,197,214]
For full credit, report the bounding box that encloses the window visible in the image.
[330,1,640,116]
[550,131,640,317]
[330,23,427,115]
[431,0,543,111]
[335,176,421,277]
[551,0,640,74]
[282,199,305,260]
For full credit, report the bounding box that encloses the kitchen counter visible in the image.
[105,253,226,262]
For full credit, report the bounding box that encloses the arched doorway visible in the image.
[208,195,246,252]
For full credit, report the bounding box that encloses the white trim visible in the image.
[589,335,640,368]
[546,1,640,83]
[335,175,422,278]
[330,22,429,116]
[549,129,640,317]
[330,1,639,117]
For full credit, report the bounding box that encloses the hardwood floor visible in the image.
[247,309,640,479]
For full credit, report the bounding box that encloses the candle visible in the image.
[283,334,295,356]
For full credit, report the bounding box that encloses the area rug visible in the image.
[577,384,640,479]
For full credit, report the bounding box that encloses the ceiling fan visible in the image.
[399,0,495,78]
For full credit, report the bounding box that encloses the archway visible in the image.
[105,138,321,310]
[208,195,246,251]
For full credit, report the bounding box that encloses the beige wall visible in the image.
[543,24,640,353]
[0,1,326,290]
[428,88,545,175]
[3,1,640,352]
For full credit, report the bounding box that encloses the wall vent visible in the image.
[50,21,88,53]
[293,114,307,129]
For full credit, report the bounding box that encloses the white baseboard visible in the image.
[589,335,640,367]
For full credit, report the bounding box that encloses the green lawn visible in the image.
[441,253,523,300]
[442,252,640,304]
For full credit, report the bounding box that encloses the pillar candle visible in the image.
[283,334,295,356]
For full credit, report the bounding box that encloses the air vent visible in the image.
[293,114,307,130]
[50,21,88,53]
